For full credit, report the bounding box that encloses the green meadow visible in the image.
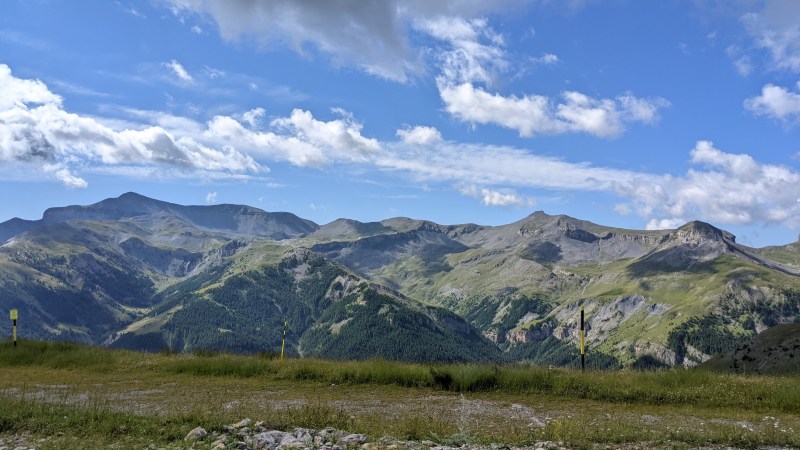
[1,340,799,449]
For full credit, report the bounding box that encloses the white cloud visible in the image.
[6,64,800,231]
[203,66,225,79]
[458,184,535,207]
[744,82,800,122]
[532,53,559,65]
[422,17,669,138]
[614,203,632,216]
[54,167,88,189]
[242,107,265,128]
[274,108,380,154]
[0,64,61,110]
[480,188,534,207]
[415,16,508,86]
[164,0,518,83]
[206,191,218,203]
[166,59,193,82]
[0,64,259,187]
[380,141,635,191]
[619,141,800,228]
[200,107,381,168]
[645,218,686,230]
[438,82,669,138]
[190,25,203,34]
[741,0,800,73]
[396,125,442,145]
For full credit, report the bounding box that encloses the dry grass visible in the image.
[1,341,799,449]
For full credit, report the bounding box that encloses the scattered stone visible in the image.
[184,427,207,442]
[182,424,603,450]
[341,434,368,445]
[232,418,252,428]
[252,431,276,450]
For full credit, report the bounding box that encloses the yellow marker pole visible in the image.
[580,305,585,372]
[10,309,18,348]
[280,320,287,361]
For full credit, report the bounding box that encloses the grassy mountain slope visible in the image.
[308,212,800,367]
[701,323,800,374]
[2,193,800,367]
[110,248,500,363]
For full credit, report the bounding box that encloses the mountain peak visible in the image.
[118,191,151,200]
[675,220,736,243]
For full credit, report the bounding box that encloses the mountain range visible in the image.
[2,192,799,368]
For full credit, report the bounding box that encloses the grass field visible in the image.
[1,340,799,449]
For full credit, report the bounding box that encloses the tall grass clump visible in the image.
[162,352,279,378]
[0,339,119,372]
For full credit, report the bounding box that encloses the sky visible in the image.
[1,0,800,247]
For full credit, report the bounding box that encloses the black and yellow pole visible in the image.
[280,319,287,361]
[10,309,18,348]
[580,305,585,372]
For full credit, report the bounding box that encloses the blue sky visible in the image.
[1,0,800,247]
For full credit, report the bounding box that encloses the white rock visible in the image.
[184,427,207,442]
[232,418,252,428]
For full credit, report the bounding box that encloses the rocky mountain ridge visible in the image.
[2,193,799,367]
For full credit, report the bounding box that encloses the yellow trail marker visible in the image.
[280,320,287,361]
[10,309,18,348]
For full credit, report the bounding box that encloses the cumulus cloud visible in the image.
[645,218,687,230]
[458,185,535,207]
[206,191,218,203]
[396,125,442,145]
[741,0,800,73]
[479,188,533,207]
[438,83,669,138]
[166,59,193,82]
[0,65,389,189]
[618,141,800,228]
[5,64,800,230]
[54,167,88,189]
[241,107,265,128]
[0,65,259,186]
[163,0,516,82]
[421,16,669,138]
[0,64,61,110]
[744,82,800,122]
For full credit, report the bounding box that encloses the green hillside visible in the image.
[2,193,800,367]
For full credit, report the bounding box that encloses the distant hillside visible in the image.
[700,323,800,375]
[0,192,318,242]
[2,193,800,367]
[109,249,499,363]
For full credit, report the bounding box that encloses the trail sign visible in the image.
[10,309,17,320]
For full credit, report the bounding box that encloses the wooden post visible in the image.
[280,319,287,361]
[580,306,585,372]
[10,309,18,348]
